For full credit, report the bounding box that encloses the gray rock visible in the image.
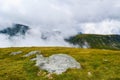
[36,54,81,74]
[10,51,22,55]
[24,51,41,57]
[30,58,37,61]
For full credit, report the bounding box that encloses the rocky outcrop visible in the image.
[35,54,81,74]
[10,51,22,55]
[24,51,41,57]
[10,50,81,74]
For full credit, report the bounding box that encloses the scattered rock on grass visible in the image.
[88,72,92,77]
[10,51,22,55]
[35,54,81,74]
[24,51,41,57]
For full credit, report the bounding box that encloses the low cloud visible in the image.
[0,0,120,47]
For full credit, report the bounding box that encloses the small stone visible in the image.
[88,72,92,76]
[30,58,37,61]
[46,73,53,79]
[37,71,42,76]
[10,51,22,55]
[24,51,41,57]
[103,59,108,62]
[37,70,47,76]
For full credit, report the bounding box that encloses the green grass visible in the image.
[0,47,120,80]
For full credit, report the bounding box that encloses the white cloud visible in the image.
[79,20,120,34]
[0,0,120,47]
[0,0,120,24]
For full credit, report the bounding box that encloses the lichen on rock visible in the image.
[35,54,81,74]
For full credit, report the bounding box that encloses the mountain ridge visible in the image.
[0,24,29,36]
[66,34,120,50]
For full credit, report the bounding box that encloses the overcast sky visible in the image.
[0,0,120,31]
[0,0,120,47]
[0,0,120,22]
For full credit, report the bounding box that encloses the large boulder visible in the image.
[36,54,81,74]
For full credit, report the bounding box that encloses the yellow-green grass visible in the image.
[0,47,120,80]
[66,34,120,50]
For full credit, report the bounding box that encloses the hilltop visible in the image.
[0,47,120,80]
[66,34,120,50]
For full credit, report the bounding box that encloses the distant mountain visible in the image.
[0,23,120,50]
[66,34,120,50]
[41,30,61,40]
[0,24,29,36]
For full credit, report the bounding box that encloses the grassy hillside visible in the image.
[0,47,120,80]
[66,34,120,50]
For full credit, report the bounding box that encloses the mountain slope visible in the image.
[66,34,120,50]
[0,24,29,36]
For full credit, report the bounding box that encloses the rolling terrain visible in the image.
[0,47,120,80]
[66,34,120,50]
